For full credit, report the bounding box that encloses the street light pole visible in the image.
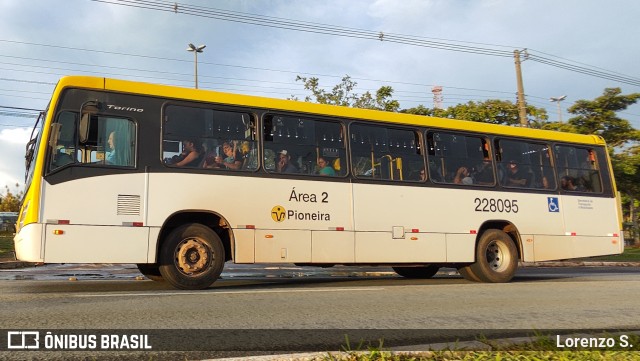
[549,95,567,123]
[187,43,206,89]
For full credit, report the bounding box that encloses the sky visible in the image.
[1,0,639,192]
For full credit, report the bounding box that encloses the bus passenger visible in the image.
[174,138,201,167]
[215,141,242,170]
[106,131,117,164]
[505,160,529,187]
[317,156,336,176]
[419,169,426,181]
[561,176,583,191]
[453,166,473,185]
[277,150,298,173]
[474,157,494,185]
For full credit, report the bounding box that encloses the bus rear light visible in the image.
[470,230,477,234]
[613,233,619,237]
[237,225,255,229]
[122,222,144,227]
[565,232,577,236]
[328,227,344,231]
[52,230,64,235]
[411,229,419,233]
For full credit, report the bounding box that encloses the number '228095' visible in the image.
[474,198,519,213]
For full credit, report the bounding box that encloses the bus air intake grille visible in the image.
[117,195,141,216]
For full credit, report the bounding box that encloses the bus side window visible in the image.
[264,115,345,176]
[427,131,492,186]
[351,123,423,182]
[555,145,602,193]
[497,139,553,190]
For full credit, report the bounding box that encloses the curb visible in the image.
[520,261,640,267]
[0,261,37,269]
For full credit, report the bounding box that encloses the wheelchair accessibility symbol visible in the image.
[547,197,559,212]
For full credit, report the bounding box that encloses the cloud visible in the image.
[0,128,30,189]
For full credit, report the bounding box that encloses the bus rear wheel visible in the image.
[159,223,225,290]
[393,265,440,279]
[136,263,164,282]
[462,229,518,283]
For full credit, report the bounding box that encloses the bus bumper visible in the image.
[13,223,44,262]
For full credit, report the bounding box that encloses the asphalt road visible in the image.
[1,264,639,359]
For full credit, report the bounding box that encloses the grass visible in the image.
[316,351,640,360]
[0,233,14,260]
[578,247,640,262]
[314,333,640,360]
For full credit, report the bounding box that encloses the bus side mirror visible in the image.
[79,100,101,143]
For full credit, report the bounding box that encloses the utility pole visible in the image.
[513,49,528,127]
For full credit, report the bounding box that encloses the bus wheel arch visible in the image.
[458,221,521,283]
[156,210,233,264]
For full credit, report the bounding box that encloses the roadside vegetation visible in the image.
[0,233,15,260]
[313,333,640,360]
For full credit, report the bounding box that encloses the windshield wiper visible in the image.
[24,111,45,182]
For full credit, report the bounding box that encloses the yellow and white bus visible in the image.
[14,76,623,290]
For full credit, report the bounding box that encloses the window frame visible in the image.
[425,130,495,187]
[262,113,348,178]
[349,121,425,183]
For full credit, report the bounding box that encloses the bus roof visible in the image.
[55,76,605,146]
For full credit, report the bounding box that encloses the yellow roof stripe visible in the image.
[56,76,604,146]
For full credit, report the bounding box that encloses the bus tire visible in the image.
[136,264,164,282]
[457,266,483,282]
[468,229,518,283]
[158,223,225,290]
[392,265,439,279]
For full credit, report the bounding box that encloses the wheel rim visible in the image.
[174,237,212,276]
[485,240,511,273]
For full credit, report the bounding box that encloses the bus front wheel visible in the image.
[159,223,225,290]
[393,265,440,279]
[460,229,518,283]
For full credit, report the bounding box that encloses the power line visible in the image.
[87,0,640,87]
[90,0,514,58]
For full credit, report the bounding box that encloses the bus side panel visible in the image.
[44,225,149,263]
[533,235,573,262]
[561,196,621,237]
[41,173,149,263]
[533,235,620,261]
[355,232,446,263]
[311,230,354,263]
[233,228,255,263]
[254,229,311,263]
[445,233,475,262]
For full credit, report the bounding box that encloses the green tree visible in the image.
[0,184,22,212]
[567,88,640,148]
[291,75,400,112]
[404,100,548,126]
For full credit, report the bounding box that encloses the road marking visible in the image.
[74,286,386,298]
